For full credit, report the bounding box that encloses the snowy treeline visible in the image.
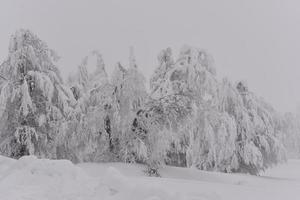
[0,29,299,175]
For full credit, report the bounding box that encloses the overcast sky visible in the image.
[0,0,299,112]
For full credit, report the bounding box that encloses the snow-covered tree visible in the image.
[150,47,174,98]
[218,79,263,174]
[111,50,148,163]
[146,45,287,175]
[279,113,300,158]
[0,29,75,158]
[62,51,116,162]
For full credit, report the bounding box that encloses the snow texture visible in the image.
[0,155,299,200]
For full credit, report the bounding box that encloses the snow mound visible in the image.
[0,156,184,200]
[0,156,96,200]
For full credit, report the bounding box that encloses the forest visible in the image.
[0,29,299,176]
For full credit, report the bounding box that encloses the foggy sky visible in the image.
[0,0,299,112]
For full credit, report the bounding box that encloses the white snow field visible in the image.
[0,156,299,200]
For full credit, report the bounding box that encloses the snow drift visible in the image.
[1,155,300,200]
[0,156,182,200]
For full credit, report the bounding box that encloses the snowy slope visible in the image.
[79,161,300,200]
[0,155,299,200]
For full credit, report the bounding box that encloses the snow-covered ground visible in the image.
[0,156,299,200]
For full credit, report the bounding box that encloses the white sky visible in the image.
[0,0,299,112]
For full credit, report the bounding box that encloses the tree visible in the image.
[111,49,148,162]
[62,51,116,162]
[0,29,75,158]
[150,47,174,98]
